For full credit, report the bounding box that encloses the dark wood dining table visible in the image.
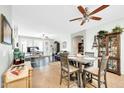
[68,55,98,87]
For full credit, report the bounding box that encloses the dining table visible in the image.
[68,55,98,87]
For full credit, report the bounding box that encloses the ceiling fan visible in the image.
[69,5,109,26]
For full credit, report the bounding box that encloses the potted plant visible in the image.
[98,30,108,38]
[112,26,124,33]
[97,30,108,48]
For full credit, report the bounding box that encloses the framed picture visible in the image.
[1,14,12,45]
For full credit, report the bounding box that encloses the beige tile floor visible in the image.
[32,62,124,88]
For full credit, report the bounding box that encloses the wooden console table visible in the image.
[3,61,33,88]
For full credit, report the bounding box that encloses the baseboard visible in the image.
[121,71,124,75]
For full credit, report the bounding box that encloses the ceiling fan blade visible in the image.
[89,5,109,15]
[69,17,82,22]
[80,20,85,26]
[77,5,86,15]
[90,16,102,20]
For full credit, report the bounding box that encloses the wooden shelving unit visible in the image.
[78,40,84,55]
[97,32,121,75]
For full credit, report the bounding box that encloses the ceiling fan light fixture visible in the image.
[69,5,109,26]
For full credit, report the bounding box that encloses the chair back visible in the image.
[99,55,109,75]
[85,52,94,57]
[60,52,69,70]
[85,52,94,67]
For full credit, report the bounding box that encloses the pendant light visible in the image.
[92,35,98,48]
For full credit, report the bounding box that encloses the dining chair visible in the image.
[83,55,109,88]
[60,52,79,88]
[85,52,94,67]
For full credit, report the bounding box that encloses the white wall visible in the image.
[54,33,71,53]
[85,17,124,74]
[71,30,86,54]
[121,33,124,74]
[71,36,82,54]
[54,30,86,56]
[0,5,12,87]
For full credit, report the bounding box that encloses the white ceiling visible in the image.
[12,5,124,38]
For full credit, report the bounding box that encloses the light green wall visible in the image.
[0,5,13,88]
